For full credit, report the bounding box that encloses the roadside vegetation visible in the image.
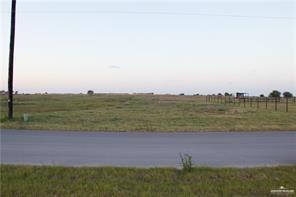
[1,165,295,196]
[1,94,296,132]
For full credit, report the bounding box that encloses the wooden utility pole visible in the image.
[8,0,16,119]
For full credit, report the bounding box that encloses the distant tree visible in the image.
[218,93,222,96]
[283,91,293,98]
[179,93,185,96]
[87,90,94,95]
[194,93,200,96]
[224,92,230,96]
[260,94,264,97]
[269,90,281,98]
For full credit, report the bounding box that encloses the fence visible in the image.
[205,95,296,112]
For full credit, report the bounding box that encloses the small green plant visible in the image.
[218,107,226,112]
[180,153,193,172]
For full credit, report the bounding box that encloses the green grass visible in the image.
[1,94,296,132]
[1,165,295,196]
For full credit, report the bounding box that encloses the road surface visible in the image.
[1,129,295,167]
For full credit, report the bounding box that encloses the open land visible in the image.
[1,94,296,196]
[1,94,296,132]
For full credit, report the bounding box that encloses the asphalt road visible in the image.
[1,129,296,167]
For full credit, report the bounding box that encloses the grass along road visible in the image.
[1,94,296,132]
[1,165,295,196]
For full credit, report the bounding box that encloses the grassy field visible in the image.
[1,165,295,196]
[1,94,296,132]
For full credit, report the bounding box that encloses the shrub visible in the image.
[180,153,193,172]
[87,90,94,95]
[260,94,264,97]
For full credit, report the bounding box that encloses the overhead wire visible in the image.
[3,10,295,20]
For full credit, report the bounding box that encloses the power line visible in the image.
[5,10,295,20]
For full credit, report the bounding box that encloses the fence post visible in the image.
[275,98,277,111]
[257,98,259,109]
[286,97,288,112]
[265,97,268,109]
[250,98,252,107]
[244,98,246,108]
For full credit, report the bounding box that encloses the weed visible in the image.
[180,153,193,172]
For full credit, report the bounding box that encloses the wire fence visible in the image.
[205,95,296,112]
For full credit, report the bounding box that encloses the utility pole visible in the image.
[8,0,16,119]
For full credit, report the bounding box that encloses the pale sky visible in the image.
[1,0,295,95]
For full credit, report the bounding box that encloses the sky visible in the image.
[1,0,295,95]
